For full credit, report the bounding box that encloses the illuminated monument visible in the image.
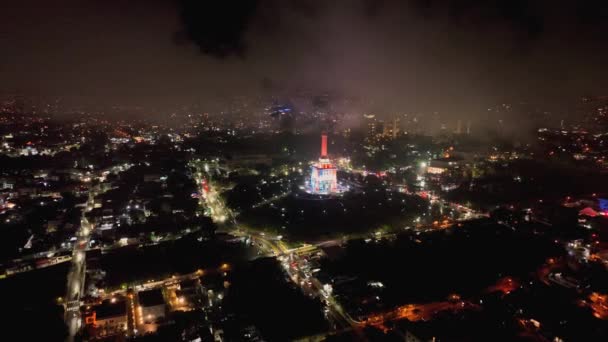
[309,134,338,194]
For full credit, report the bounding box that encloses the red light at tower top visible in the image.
[321,134,328,157]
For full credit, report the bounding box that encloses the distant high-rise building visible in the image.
[378,117,401,139]
[455,120,462,134]
[431,112,442,135]
[381,120,389,136]
[363,114,379,142]
[391,118,400,139]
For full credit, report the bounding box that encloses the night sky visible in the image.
[2,0,608,114]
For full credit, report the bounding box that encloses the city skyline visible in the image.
[2,1,608,116]
[2,1,608,341]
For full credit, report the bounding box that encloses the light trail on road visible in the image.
[64,164,132,341]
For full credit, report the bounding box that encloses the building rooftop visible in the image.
[138,288,165,307]
[199,273,224,291]
[180,278,198,290]
[95,299,127,320]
